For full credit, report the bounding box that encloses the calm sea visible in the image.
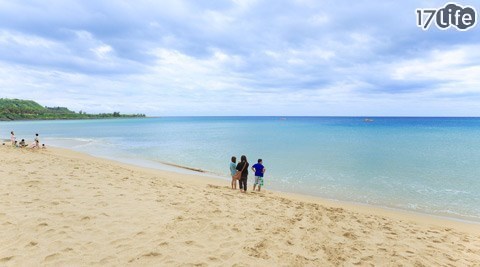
[2,117,480,222]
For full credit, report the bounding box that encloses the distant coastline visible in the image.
[0,98,146,121]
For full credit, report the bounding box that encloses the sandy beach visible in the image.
[1,145,479,266]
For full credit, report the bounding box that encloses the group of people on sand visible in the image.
[4,131,44,149]
[229,155,266,193]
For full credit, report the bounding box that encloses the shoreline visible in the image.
[25,145,480,230]
[95,154,480,232]
[44,142,480,226]
[4,138,480,226]
[1,145,480,265]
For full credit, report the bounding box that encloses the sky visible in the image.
[0,0,479,116]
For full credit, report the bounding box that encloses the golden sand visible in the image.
[1,145,479,266]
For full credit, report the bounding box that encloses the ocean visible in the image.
[2,117,480,222]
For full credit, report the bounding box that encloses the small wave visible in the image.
[45,137,107,149]
[160,162,206,173]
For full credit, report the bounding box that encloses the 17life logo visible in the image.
[416,2,477,31]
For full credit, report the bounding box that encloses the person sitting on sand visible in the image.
[230,156,237,189]
[19,139,26,148]
[252,159,266,192]
[42,144,46,149]
[29,133,40,149]
[10,131,15,146]
[14,140,18,148]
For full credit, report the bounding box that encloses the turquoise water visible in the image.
[2,117,480,221]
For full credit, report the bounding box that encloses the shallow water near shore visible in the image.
[2,117,480,221]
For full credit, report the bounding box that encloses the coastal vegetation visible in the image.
[0,98,145,121]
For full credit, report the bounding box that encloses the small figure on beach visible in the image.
[236,155,249,193]
[29,133,40,149]
[252,159,266,192]
[10,131,15,146]
[19,139,26,148]
[230,156,237,189]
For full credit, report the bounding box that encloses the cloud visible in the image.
[0,0,479,115]
[390,44,480,96]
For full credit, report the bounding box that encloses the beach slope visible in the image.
[1,146,479,266]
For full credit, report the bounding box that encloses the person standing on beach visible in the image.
[252,159,266,191]
[236,155,249,193]
[230,156,237,189]
[10,131,15,146]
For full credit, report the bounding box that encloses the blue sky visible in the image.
[0,0,479,116]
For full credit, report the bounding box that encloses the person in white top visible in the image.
[29,133,40,149]
[10,131,15,146]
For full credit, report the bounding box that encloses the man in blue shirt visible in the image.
[252,159,266,191]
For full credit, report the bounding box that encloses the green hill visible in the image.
[0,98,146,121]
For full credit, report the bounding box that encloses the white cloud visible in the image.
[0,30,56,48]
[0,1,479,116]
[91,45,113,59]
[391,45,480,95]
[146,48,248,94]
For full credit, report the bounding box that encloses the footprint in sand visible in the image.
[208,256,220,262]
[243,240,270,259]
[128,252,162,263]
[99,256,116,264]
[0,256,14,263]
[26,241,38,247]
[110,238,129,246]
[143,252,161,257]
[343,232,357,240]
[44,253,60,262]
[157,241,169,247]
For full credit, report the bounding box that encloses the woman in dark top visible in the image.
[236,155,249,192]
